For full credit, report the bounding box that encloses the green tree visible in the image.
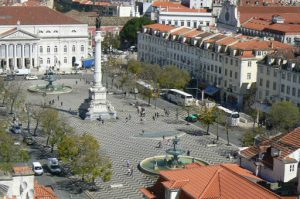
[128,59,143,76]
[120,17,154,45]
[200,106,216,135]
[31,105,44,136]
[158,65,190,89]
[58,133,112,183]
[4,81,25,114]
[141,63,162,83]
[102,32,120,50]
[242,127,265,147]
[269,101,300,132]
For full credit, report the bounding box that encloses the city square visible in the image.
[25,76,237,198]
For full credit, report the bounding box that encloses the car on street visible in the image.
[25,75,38,80]
[185,114,199,123]
[32,162,44,175]
[10,125,22,134]
[47,158,62,175]
[24,136,35,145]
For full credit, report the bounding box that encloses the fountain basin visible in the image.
[28,84,72,95]
[139,155,208,175]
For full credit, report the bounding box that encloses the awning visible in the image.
[204,86,219,96]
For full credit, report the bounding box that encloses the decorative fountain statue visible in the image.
[27,67,72,95]
[139,136,207,175]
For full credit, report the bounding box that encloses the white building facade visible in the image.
[256,50,300,107]
[138,24,291,108]
[0,6,89,74]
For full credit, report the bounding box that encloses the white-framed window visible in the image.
[290,164,295,172]
[46,30,51,33]
[54,46,58,53]
[47,46,50,53]
[81,45,84,52]
[47,58,50,64]
[64,45,67,53]
[64,57,67,63]
[40,58,43,64]
[248,61,252,67]
[247,73,251,80]
[39,46,43,53]
[38,30,43,33]
[72,45,76,52]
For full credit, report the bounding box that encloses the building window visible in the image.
[274,71,277,77]
[298,89,300,97]
[64,57,67,63]
[266,68,270,75]
[54,30,58,33]
[281,84,285,93]
[54,46,57,53]
[287,73,291,81]
[181,21,184,26]
[72,45,76,52]
[259,78,263,86]
[40,58,43,64]
[292,87,296,96]
[248,61,251,67]
[47,58,50,64]
[260,67,263,73]
[225,69,227,76]
[219,67,221,74]
[287,86,290,95]
[235,72,237,79]
[47,46,50,53]
[72,30,76,33]
[194,21,197,28]
[39,46,43,53]
[81,45,84,52]
[293,74,297,82]
[282,72,286,79]
[64,45,67,53]
[266,90,269,96]
[266,80,269,88]
[290,164,295,172]
[187,21,190,27]
[247,73,251,80]
[46,30,51,33]
[230,70,232,78]
[273,82,276,90]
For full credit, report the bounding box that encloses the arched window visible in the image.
[47,58,50,64]
[54,30,58,33]
[47,46,50,53]
[72,45,76,52]
[64,57,67,63]
[38,30,43,33]
[54,46,58,53]
[72,30,76,33]
[46,30,51,33]
[64,45,67,53]
[39,46,43,53]
[39,58,43,64]
[81,45,84,52]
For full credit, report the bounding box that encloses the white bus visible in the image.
[166,89,194,106]
[217,106,240,126]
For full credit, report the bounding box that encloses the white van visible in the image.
[32,162,44,175]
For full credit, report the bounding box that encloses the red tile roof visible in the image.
[161,7,209,13]
[144,23,176,32]
[152,1,185,8]
[215,37,239,45]
[183,29,204,38]
[13,166,33,175]
[231,39,292,50]
[34,181,58,199]
[241,127,300,161]
[141,163,280,199]
[0,6,83,25]
[171,27,191,36]
[238,6,300,24]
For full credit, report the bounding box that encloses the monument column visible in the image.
[94,31,102,87]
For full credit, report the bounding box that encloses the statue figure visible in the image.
[95,15,102,29]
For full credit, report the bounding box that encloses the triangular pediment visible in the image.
[0,28,39,40]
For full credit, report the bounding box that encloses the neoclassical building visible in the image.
[0,6,89,74]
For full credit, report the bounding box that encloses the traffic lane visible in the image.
[28,144,88,198]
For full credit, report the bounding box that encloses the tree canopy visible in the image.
[102,32,120,50]
[269,101,300,131]
[158,65,191,89]
[119,17,154,45]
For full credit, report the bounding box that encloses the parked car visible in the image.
[185,114,199,123]
[47,158,61,174]
[25,75,38,80]
[10,125,22,134]
[24,136,35,145]
[32,162,44,175]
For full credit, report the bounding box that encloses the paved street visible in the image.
[25,78,238,199]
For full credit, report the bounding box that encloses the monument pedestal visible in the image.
[79,85,116,120]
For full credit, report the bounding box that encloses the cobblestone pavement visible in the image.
[26,79,238,199]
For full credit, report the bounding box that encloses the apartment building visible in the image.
[138,23,292,108]
[256,49,300,107]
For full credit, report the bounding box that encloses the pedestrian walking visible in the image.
[187,150,190,156]
[57,95,60,101]
[76,80,78,85]
[152,116,155,121]
[102,120,104,124]
[162,135,165,140]
[52,99,54,104]
[128,114,131,120]
[127,168,131,176]
[61,101,63,106]
[126,160,130,168]
[130,166,133,176]
[125,117,128,123]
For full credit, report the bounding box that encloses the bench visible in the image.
[206,144,217,147]
[110,184,123,188]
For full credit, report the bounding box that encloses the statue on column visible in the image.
[95,15,102,30]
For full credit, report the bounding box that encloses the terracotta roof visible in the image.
[152,1,184,8]
[140,188,156,199]
[231,39,293,50]
[161,7,209,13]
[204,34,227,43]
[238,6,300,24]
[0,6,83,25]
[141,163,280,199]
[34,181,58,199]
[183,29,203,38]
[241,128,300,161]
[144,23,176,32]
[13,166,33,175]
[215,37,239,45]
[171,27,191,36]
